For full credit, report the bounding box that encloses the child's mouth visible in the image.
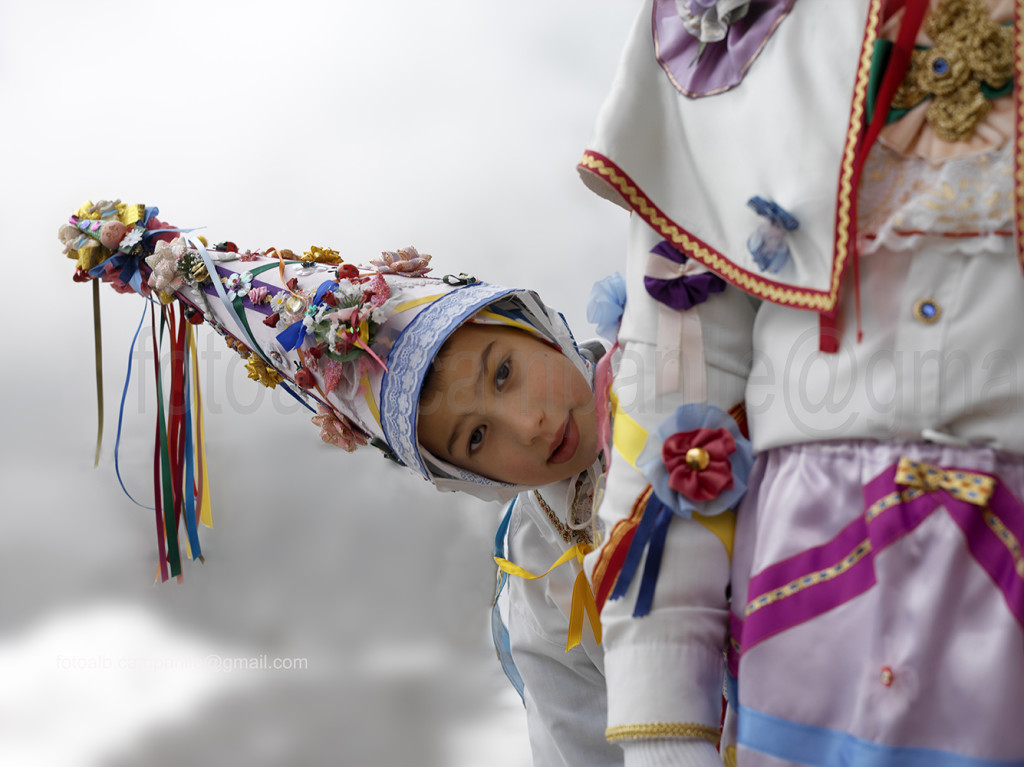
[548,414,579,465]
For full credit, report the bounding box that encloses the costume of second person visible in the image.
[578,0,1024,766]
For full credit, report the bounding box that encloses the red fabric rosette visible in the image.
[661,427,736,501]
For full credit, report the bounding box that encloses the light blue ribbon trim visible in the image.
[738,705,1024,767]
[192,237,263,357]
[113,300,155,510]
[491,500,525,703]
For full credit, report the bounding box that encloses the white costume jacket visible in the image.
[580,1,1024,766]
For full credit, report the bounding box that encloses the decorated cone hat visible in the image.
[62,200,595,510]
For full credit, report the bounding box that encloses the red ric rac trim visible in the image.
[577,1,888,329]
[578,152,834,311]
[829,0,885,317]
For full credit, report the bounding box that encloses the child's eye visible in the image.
[495,360,511,389]
[468,427,485,454]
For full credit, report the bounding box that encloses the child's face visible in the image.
[418,323,599,486]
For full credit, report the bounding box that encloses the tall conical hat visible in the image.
[64,200,593,508]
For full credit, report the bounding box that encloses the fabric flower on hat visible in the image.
[311,404,369,452]
[145,236,189,298]
[225,271,253,301]
[370,246,432,277]
[637,403,753,518]
[118,227,144,252]
[245,356,283,388]
[364,272,391,308]
[303,246,342,265]
[269,290,290,314]
[586,272,626,342]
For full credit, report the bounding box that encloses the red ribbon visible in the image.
[822,0,928,352]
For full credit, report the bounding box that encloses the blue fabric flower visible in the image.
[587,272,626,342]
[636,403,753,518]
[747,196,798,274]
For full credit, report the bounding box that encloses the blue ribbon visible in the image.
[491,501,525,702]
[606,495,675,617]
[113,301,155,510]
[736,705,1023,767]
[634,502,674,618]
[276,279,338,352]
[181,343,202,561]
[88,251,145,294]
[609,495,663,602]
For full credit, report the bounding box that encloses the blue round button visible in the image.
[913,298,942,324]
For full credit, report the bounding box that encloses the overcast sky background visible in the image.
[0,2,637,765]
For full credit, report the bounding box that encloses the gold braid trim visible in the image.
[1015,0,1024,268]
[723,745,738,767]
[605,722,720,744]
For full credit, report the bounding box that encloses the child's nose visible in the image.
[502,402,546,444]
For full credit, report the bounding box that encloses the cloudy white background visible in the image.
[1,2,637,765]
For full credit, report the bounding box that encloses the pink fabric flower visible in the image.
[321,359,345,392]
[326,306,359,325]
[370,246,432,277]
[364,272,391,308]
[145,237,188,295]
[661,427,736,502]
[311,405,369,452]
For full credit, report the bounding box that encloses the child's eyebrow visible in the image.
[446,340,496,457]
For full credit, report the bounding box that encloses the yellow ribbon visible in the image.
[894,456,996,507]
[187,325,213,528]
[92,280,104,468]
[608,389,646,469]
[495,543,603,651]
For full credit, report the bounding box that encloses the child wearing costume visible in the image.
[59,203,621,767]
[578,1,1024,765]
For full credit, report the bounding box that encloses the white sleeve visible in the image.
[587,214,755,766]
[500,490,623,767]
[506,587,623,767]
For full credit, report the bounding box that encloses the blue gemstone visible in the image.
[932,57,949,76]
[920,301,937,318]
